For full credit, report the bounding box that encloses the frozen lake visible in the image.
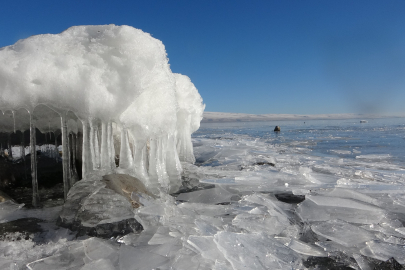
[1,117,405,269]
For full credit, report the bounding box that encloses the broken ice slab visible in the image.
[171,253,200,270]
[360,240,405,264]
[213,260,234,270]
[307,195,383,212]
[312,220,375,247]
[150,238,182,257]
[326,187,382,206]
[285,238,327,257]
[187,235,226,262]
[83,238,118,265]
[26,245,86,270]
[214,232,300,270]
[353,254,373,270]
[148,226,174,245]
[195,218,221,236]
[118,244,169,270]
[297,196,385,224]
[177,202,234,217]
[126,226,158,247]
[80,259,116,270]
[232,213,284,235]
[176,186,236,204]
[361,218,405,239]
[395,227,405,236]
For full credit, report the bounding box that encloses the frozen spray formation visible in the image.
[0,25,205,204]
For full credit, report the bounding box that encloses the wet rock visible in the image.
[58,174,151,238]
[373,257,405,270]
[303,256,354,270]
[0,218,43,241]
[275,192,305,204]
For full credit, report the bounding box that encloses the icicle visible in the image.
[29,113,39,207]
[7,133,12,159]
[177,124,195,163]
[132,137,149,183]
[118,125,133,169]
[20,132,25,161]
[157,136,170,191]
[94,126,101,168]
[61,113,72,200]
[54,130,61,162]
[148,138,160,192]
[166,133,183,193]
[100,121,109,170]
[107,121,115,169]
[81,119,93,178]
[148,136,169,192]
[89,119,100,170]
[70,133,79,184]
[12,110,15,134]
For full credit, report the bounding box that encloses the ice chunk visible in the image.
[353,254,373,270]
[118,244,169,270]
[176,186,235,204]
[297,196,385,224]
[360,240,405,264]
[83,238,118,264]
[326,188,382,206]
[187,236,226,262]
[194,219,220,236]
[148,226,174,245]
[232,213,284,235]
[312,220,375,247]
[214,232,300,270]
[26,245,86,270]
[150,238,182,257]
[285,239,327,257]
[307,195,383,211]
[80,259,116,270]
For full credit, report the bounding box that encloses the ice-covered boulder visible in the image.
[57,174,155,238]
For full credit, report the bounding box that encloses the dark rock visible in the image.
[275,192,305,204]
[373,257,405,270]
[253,162,275,167]
[303,256,354,270]
[274,126,281,132]
[0,218,44,241]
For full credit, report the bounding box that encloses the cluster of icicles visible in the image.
[0,25,204,206]
[0,102,200,207]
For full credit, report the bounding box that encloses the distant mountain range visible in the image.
[202,112,405,122]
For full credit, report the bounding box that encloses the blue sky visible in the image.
[1,0,404,115]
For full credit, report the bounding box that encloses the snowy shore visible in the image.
[202,111,405,122]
